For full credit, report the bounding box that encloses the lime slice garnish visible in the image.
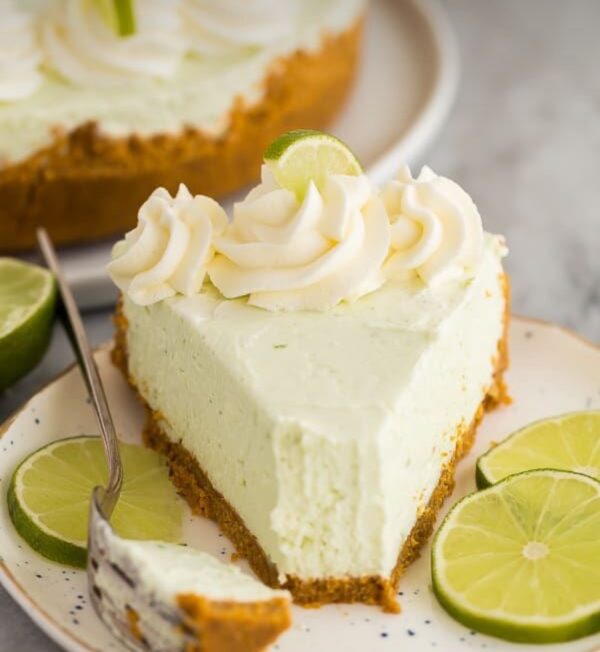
[0,258,56,392]
[264,129,362,200]
[95,0,136,37]
[7,436,183,568]
[432,469,600,643]
[476,411,600,488]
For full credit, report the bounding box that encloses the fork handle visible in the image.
[36,228,123,516]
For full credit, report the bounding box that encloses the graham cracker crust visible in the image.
[0,20,362,252]
[176,595,291,652]
[123,589,290,651]
[112,278,510,613]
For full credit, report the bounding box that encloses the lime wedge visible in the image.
[264,129,362,200]
[432,469,600,643]
[0,258,56,392]
[7,436,183,568]
[477,411,600,488]
[95,0,136,37]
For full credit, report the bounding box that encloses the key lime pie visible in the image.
[0,0,365,251]
[109,131,509,611]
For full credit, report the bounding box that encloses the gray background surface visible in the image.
[1,1,599,650]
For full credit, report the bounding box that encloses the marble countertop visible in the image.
[1,1,599,650]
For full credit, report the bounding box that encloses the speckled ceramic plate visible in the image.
[1,317,599,652]
[47,0,459,310]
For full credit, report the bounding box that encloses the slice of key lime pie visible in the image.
[109,131,509,611]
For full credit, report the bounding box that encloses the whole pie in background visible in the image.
[0,0,366,251]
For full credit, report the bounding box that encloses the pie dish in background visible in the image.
[13,0,460,311]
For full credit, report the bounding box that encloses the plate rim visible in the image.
[0,563,96,652]
[1,315,599,652]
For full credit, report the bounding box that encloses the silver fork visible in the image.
[37,228,198,652]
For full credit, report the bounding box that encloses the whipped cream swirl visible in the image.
[182,0,296,56]
[381,165,484,285]
[209,166,390,312]
[42,0,185,87]
[108,184,228,305]
[0,1,42,101]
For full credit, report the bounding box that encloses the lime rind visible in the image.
[263,129,325,161]
[0,258,56,392]
[263,129,362,200]
[7,436,183,568]
[476,410,600,488]
[0,258,55,338]
[112,0,136,36]
[95,0,136,37]
[474,462,492,490]
[0,259,54,338]
[432,469,600,643]
[8,436,102,568]
[7,471,87,568]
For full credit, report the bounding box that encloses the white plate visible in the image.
[1,317,599,652]
[52,0,459,310]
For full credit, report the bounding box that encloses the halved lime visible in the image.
[0,258,56,392]
[477,411,600,488]
[432,469,600,643]
[264,129,362,200]
[95,0,136,36]
[7,436,183,568]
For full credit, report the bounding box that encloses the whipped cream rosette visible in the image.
[108,184,227,305]
[108,132,494,312]
[208,165,390,311]
[42,0,185,86]
[182,0,296,56]
[381,165,484,285]
[0,0,42,101]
